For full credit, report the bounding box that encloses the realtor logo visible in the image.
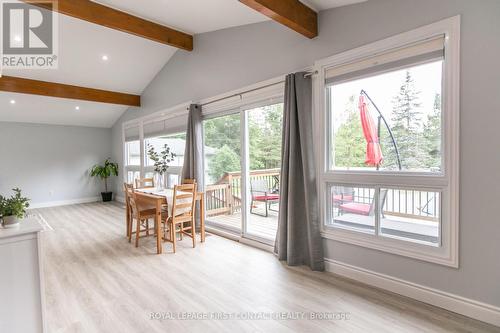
[1,0,58,71]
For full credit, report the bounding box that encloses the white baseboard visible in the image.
[30,196,101,209]
[324,258,500,327]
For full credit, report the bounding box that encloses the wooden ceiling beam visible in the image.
[22,0,193,51]
[239,0,317,38]
[0,76,141,106]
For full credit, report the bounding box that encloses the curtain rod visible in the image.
[200,71,318,107]
[201,81,284,107]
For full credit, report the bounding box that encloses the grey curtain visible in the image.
[274,72,324,271]
[182,104,204,227]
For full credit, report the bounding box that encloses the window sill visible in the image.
[321,227,458,268]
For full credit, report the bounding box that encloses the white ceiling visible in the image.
[0,92,126,128]
[0,6,177,127]
[302,0,367,11]
[0,0,367,128]
[93,0,368,34]
[92,0,270,34]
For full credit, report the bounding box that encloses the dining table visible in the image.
[133,187,205,254]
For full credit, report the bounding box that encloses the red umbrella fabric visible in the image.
[359,95,383,166]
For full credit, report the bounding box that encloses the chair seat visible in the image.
[333,194,354,202]
[339,202,371,215]
[253,194,280,201]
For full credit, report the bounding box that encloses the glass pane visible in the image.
[126,141,140,166]
[127,170,140,184]
[329,60,442,173]
[167,173,181,188]
[203,113,242,232]
[247,103,283,241]
[380,188,440,245]
[144,132,186,168]
[328,185,375,233]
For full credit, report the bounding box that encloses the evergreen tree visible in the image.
[383,70,423,170]
[422,93,441,170]
[334,95,366,168]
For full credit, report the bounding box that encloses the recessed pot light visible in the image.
[75,106,80,111]
[101,55,109,61]
[10,100,16,104]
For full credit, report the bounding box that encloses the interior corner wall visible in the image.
[0,122,112,207]
[110,0,500,308]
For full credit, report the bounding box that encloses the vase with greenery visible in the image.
[0,188,30,228]
[147,143,176,189]
[90,158,119,202]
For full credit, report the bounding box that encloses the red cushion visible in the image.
[333,194,353,202]
[339,202,371,215]
[253,194,280,201]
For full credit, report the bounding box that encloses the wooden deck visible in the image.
[206,203,278,240]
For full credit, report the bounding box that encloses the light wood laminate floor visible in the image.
[34,203,499,333]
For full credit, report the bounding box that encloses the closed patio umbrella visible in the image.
[359,94,383,166]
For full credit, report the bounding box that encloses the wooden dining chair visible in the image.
[123,183,134,237]
[179,179,197,240]
[135,177,155,189]
[127,188,156,246]
[162,183,197,253]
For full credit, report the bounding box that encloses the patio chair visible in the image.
[339,189,388,217]
[332,186,355,207]
[250,179,280,217]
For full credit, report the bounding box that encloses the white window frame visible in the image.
[123,123,142,184]
[314,16,460,267]
[122,103,191,186]
[200,80,284,245]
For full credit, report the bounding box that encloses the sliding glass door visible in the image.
[243,103,283,242]
[203,113,242,233]
[202,101,283,245]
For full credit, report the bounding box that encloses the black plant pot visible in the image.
[101,192,113,202]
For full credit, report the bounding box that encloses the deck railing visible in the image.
[206,171,439,222]
[332,186,440,222]
[205,168,280,217]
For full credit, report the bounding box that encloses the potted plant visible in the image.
[0,188,30,228]
[147,143,176,189]
[90,158,119,202]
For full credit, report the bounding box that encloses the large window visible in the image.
[124,125,141,184]
[144,132,186,188]
[317,17,460,266]
[122,109,188,189]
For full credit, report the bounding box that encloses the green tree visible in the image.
[207,145,241,181]
[203,114,241,155]
[334,95,366,168]
[422,93,441,170]
[249,104,283,170]
[383,70,423,170]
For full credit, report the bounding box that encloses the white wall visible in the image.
[111,0,500,309]
[0,122,112,207]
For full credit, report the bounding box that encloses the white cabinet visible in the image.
[0,218,45,333]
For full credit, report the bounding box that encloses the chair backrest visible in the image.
[250,179,270,193]
[123,182,133,206]
[368,189,388,216]
[334,186,355,196]
[135,178,155,189]
[171,183,197,221]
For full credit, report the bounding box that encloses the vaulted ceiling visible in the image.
[0,0,366,128]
